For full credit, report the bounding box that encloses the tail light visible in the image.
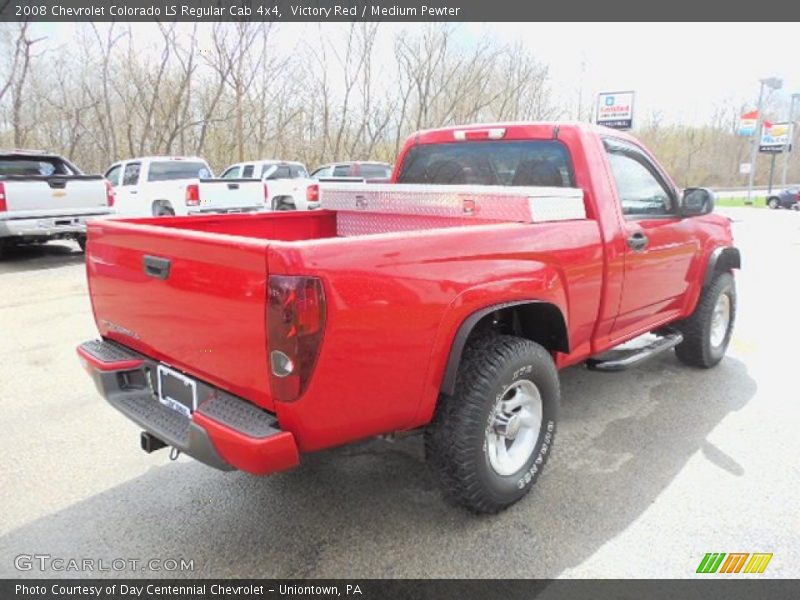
[0,182,6,212]
[267,275,326,403]
[263,182,270,203]
[185,183,200,206]
[306,184,319,203]
[105,180,115,207]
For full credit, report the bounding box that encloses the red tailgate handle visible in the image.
[143,255,171,280]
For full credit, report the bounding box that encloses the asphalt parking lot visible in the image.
[0,207,798,579]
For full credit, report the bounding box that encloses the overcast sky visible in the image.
[33,21,800,127]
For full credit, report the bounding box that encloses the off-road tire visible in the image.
[425,335,559,514]
[674,272,736,368]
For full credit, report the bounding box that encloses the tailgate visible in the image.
[86,219,274,409]
[2,177,108,216]
[198,179,265,212]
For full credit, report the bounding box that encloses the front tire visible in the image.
[767,197,780,209]
[425,335,559,513]
[674,272,736,368]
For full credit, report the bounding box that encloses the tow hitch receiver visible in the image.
[140,431,168,454]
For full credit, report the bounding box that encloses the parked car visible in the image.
[78,122,739,513]
[311,161,393,183]
[766,187,800,209]
[218,160,319,211]
[104,156,215,217]
[0,150,113,255]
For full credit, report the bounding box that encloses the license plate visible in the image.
[157,365,197,417]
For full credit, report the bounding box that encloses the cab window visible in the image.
[104,164,122,187]
[122,162,141,186]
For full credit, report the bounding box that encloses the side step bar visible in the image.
[586,332,683,372]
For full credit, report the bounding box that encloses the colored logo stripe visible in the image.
[697,553,726,573]
[720,553,749,573]
[744,553,773,574]
[696,552,772,574]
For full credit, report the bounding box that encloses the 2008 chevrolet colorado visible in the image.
[78,123,740,513]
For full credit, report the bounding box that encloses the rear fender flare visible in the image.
[440,300,569,397]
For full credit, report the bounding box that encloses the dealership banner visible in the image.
[596,91,635,130]
[759,121,791,153]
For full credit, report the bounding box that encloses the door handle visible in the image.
[627,231,648,251]
[129,190,138,195]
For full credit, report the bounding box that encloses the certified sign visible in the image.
[759,121,791,153]
[596,91,634,130]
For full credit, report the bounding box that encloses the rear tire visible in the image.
[153,201,175,217]
[674,272,736,368]
[425,335,559,513]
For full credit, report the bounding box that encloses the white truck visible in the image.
[0,150,113,254]
[218,160,320,211]
[105,156,218,217]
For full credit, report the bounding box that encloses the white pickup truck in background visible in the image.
[0,150,113,255]
[219,160,320,211]
[105,156,221,217]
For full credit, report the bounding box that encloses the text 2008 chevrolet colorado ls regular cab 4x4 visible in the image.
[77,123,740,513]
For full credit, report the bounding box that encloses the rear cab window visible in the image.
[359,164,392,179]
[397,141,574,187]
[146,161,211,182]
[289,165,308,178]
[0,156,76,177]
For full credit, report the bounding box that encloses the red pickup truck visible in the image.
[78,123,740,513]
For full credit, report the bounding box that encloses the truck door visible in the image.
[115,161,142,216]
[603,137,700,339]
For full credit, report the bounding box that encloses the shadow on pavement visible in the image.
[0,242,85,274]
[0,355,756,578]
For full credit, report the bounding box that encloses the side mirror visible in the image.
[681,187,715,217]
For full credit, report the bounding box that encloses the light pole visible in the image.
[780,93,800,190]
[747,77,782,205]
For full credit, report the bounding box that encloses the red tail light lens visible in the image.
[267,276,326,403]
[105,180,115,207]
[306,184,319,203]
[0,182,6,212]
[185,183,200,206]
[263,182,270,203]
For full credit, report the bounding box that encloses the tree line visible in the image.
[0,22,794,187]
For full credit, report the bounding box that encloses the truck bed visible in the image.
[86,184,603,447]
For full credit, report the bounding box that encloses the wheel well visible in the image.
[440,301,568,396]
[704,246,741,287]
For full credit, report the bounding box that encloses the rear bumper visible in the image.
[0,213,109,239]
[77,339,300,475]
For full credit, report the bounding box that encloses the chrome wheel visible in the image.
[710,292,731,349]
[485,380,542,476]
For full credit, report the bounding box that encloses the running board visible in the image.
[586,332,684,372]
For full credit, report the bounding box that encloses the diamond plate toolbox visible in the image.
[319,183,586,224]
